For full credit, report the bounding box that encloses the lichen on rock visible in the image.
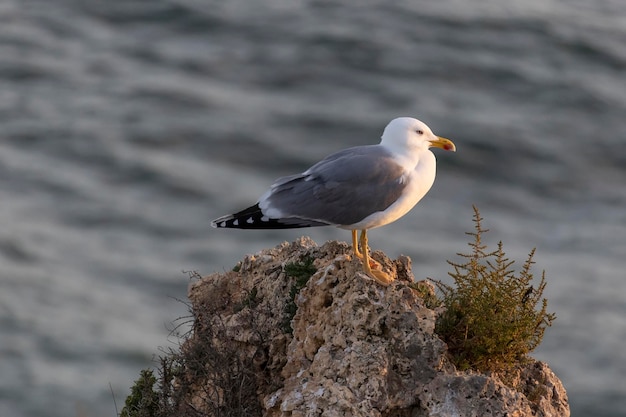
[170,237,569,417]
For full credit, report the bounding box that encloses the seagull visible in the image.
[211,117,456,285]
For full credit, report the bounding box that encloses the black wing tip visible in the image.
[211,203,266,229]
[211,203,276,229]
[210,219,227,228]
[211,203,330,230]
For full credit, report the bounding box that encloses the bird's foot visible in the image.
[364,268,394,286]
[368,258,382,270]
[353,229,394,286]
[353,251,380,268]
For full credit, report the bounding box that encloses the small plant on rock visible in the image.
[120,369,160,417]
[282,255,317,334]
[435,206,556,374]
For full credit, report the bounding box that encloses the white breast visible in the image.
[340,150,437,230]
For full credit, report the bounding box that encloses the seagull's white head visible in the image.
[380,117,456,156]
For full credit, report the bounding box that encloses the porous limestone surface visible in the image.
[187,237,569,417]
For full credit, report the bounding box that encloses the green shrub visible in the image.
[282,255,317,334]
[435,206,556,374]
[120,369,160,417]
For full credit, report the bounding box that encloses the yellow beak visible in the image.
[430,136,456,152]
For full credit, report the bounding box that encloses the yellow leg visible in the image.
[352,230,380,269]
[358,230,394,286]
[352,230,363,259]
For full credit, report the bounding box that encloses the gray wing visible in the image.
[262,145,408,226]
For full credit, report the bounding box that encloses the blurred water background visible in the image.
[1,0,625,416]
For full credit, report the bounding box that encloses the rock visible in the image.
[184,237,569,417]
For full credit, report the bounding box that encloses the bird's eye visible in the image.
[416,129,424,135]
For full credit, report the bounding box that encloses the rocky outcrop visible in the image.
[185,237,569,417]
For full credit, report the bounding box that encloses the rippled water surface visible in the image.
[1,1,625,416]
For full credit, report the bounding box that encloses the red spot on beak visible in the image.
[444,143,454,151]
